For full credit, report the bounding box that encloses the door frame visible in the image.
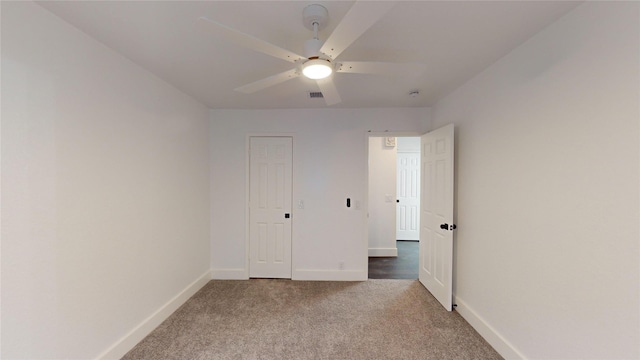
[365,132,422,269]
[245,133,295,279]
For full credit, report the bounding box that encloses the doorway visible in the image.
[366,126,456,311]
[367,136,420,279]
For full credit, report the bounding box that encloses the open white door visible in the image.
[419,124,455,311]
[249,137,292,278]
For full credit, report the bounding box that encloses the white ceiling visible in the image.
[37,1,580,109]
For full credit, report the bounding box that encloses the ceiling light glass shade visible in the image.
[302,59,333,79]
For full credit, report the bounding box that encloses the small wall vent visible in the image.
[309,91,324,98]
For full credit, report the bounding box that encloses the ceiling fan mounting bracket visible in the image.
[303,4,328,32]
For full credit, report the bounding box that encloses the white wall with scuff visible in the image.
[1,2,211,359]
[431,2,639,359]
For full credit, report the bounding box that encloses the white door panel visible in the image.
[420,124,454,311]
[249,137,292,278]
[396,152,420,240]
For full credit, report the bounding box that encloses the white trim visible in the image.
[245,136,251,279]
[211,268,249,280]
[293,269,367,281]
[368,247,398,257]
[95,270,211,360]
[454,296,526,360]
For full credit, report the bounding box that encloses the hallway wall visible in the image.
[368,137,398,257]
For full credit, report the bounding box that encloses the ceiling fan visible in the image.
[198,2,419,106]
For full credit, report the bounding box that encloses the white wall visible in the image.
[397,137,420,153]
[1,2,211,359]
[431,2,639,359]
[210,108,429,280]
[368,137,397,257]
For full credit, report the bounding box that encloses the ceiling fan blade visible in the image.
[198,17,305,64]
[316,78,341,106]
[234,68,300,94]
[319,2,395,60]
[336,61,427,76]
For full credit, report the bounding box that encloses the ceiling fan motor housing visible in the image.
[304,38,323,58]
[303,4,328,31]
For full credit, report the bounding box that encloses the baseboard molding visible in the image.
[96,270,211,360]
[368,247,398,257]
[454,296,526,360]
[211,268,365,281]
[293,269,367,281]
[211,268,248,280]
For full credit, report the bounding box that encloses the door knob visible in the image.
[440,223,457,231]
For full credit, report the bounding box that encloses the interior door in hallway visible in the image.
[249,137,292,278]
[396,151,420,240]
[420,124,455,311]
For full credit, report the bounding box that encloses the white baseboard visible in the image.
[96,270,211,360]
[211,268,248,280]
[454,296,526,360]
[293,269,367,281]
[368,247,398,257]
[211,268,366,281]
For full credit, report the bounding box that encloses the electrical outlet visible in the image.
[297,200,304,209]
[339,262,345,270]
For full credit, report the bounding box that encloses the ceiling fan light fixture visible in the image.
[302,59,333,80]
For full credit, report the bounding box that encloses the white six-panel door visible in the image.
[396,152,421,240]
[420,124,455,311]
[249,137,292,278]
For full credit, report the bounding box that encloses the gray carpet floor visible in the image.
[122,279,502,360]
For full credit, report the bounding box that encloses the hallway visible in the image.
[368,240,418,279]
